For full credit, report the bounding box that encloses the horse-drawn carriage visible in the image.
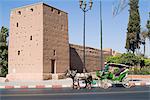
[65,63,131,89]
[96,63,131,89]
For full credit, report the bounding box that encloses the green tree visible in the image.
[146,12,150,56]
[105,55,121,64]
[119,53,140,66]
[106,53,140,66]
[125,0,141,53]
[0,26,9,77]
[140,29,149,56]
[144,58,150,67]
[146,12,150,37]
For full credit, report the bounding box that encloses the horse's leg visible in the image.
[77,78,80,89]
[85,79,88,88]
[89,77,92,89]
[89,80,92,89]
[73,78,75,89]
[87,80,91,89]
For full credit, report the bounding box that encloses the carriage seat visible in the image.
[115,68,126,77]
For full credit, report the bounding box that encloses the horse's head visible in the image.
[65,69,77,78]
[65,69,71,77]
[71,70,77,77]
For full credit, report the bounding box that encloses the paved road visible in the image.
[0,86,150,100]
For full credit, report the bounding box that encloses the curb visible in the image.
[129,82,150,86]
[0,85,72,89]
[0,82,149,89]
[128,75,150,79]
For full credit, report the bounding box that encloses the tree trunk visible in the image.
[149,40,150,56]
[143,39,146,56]
[144,43,146,56]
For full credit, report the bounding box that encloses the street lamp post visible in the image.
[100,0,103,71]
[79,0,93,73]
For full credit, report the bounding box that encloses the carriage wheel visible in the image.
[122,78,131,88]
[101,79,110,89]
[102,82,109,89]
[87,84,92,89]
[78,79,86,88]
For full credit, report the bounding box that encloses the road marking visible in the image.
[146,83,150,85]
[28,85,36,88]
[62,85,72,88]
[0,86,5,89]
[135,83,140,85]
[45,85,52,88]
[0,90,149,97]
[14,86,20,88]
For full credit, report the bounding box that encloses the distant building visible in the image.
[7,3,114,81]
[112,50,122,56]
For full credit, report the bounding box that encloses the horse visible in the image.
[77,73,93,89]
[65,69,80,89]
[65,69,93,89]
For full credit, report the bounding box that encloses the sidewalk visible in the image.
[0,75,150,89]
[127,75,150,86]
[0,78,72,89]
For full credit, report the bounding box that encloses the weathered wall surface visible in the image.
[43,4,69,78]
[8,3,69,81]
[8,3,43,81]
[8,2,113,81]
[70,44,112,72]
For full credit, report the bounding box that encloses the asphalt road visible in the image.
[0,86,150,100]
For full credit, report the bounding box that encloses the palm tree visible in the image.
[140,29,149,56]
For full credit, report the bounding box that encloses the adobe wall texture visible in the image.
[43,4,69,79]
[8,3,113,81]
[8,3,44,81]
[8,3,69,81]
[70,44,112,72]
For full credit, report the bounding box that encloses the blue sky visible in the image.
[0,0,150,55]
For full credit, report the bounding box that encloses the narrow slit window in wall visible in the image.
[18,51,20,55]
[30,36,32,40]
[51,8,53,12]
[30,8,33,12]
[58,11,61,15]
[53,50,56,56]
[17,23,19,27]
[18,11,21,15]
